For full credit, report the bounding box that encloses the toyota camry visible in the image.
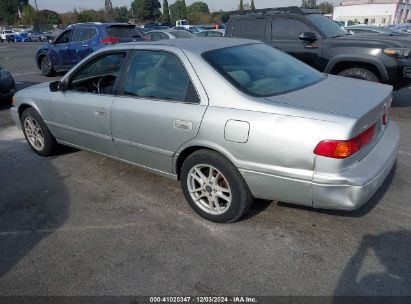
[10,38,400,223]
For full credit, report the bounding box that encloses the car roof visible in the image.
[119,37,259,54]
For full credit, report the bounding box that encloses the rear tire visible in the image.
[21,108,58,156]
[180,150,253,223]
[337,67,379,82]
[40,55,56,77]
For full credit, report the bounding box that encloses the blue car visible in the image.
[35,23,144,76]
[13,33,31,42]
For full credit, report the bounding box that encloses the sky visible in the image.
[29,0,341,13]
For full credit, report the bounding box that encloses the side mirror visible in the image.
[49,81,66,92]
[299,32,317,42]
[48,39,54,44]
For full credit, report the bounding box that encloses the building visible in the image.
[333,0,411,26]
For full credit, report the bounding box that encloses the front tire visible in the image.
[337,67,379,82]
[40,55,56,77]
[180,150,253,223]
[21,108,57,156]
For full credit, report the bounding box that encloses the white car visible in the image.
[0,30,15,42]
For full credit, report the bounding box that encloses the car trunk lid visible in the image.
[265,75,392,158]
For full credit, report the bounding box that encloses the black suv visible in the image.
[225,7,411,89]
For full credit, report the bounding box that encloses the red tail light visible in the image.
[101,37,120,44]
[314,124,377,159]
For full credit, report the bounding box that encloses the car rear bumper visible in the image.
[312,121,400,210]
[240,121,400,211]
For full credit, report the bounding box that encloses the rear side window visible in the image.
[72,27,90,42]
[232,19,266,40]
[147,32,169,41]
[272,19,312,40]
[170,30,195,38]
[123,51,199,103]
[106,25,142,38]
[208,31,224,37]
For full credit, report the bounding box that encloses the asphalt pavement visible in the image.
[1,43,411,296]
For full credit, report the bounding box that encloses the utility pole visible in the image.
[34,0,39,11]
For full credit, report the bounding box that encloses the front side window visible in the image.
[123,51,198,103]
[203,43,325,97]
[69,52,127,95]
[55,29,72,44]
[306,14,348,38]
[272,18,312,40]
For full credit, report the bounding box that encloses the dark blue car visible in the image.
[35,23,144,76]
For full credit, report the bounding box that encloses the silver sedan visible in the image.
[144,29,196,41]
[10,38,400,223]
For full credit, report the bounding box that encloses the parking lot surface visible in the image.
[1,43,411,296]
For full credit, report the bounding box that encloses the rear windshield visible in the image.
[170,30,195,38]
[105,25,142,38]
[203,44,325,97]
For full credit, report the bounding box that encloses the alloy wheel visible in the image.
[24,117,45,151]
[187,164,232,215]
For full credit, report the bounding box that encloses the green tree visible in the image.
[113,6,129,22]
[22,5,37,25]
[239,0,244,11]
[170,0,187,24]
[131,0,143,20]
[221,11,230,23]
[318,1,333,14]
[0,0,19,24]
[162,0,171,24]
[187,2,209,15]
[251,0,255,10]
[105,0,114,21]
[301,0,318,8]
[140,0,162,21]
[37,9,61,27]
[181,0,187,19]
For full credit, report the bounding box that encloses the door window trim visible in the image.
[117,49,201,105]
[65,50,131,97]
[55,29,73,44]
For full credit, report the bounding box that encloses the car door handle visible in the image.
[94,109,106,117]
[174,120,192,131]
[82,43,88,47]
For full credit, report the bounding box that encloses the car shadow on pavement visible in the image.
[277,163,397,218]
[239,199,273,222]
[333,229,411,297]
[0,140,69,279]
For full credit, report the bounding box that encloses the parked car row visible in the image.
[0,30,52,43]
